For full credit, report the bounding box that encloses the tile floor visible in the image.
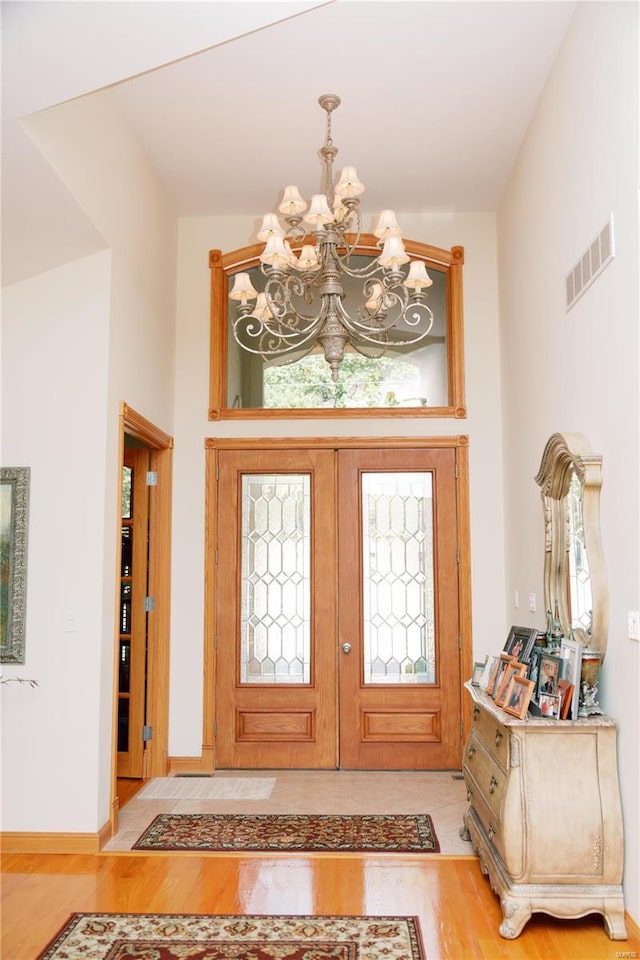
[104,769,473,855]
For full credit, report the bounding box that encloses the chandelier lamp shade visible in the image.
[229,94,436,381]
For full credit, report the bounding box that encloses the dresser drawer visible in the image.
[471,702,510,770]
[465,771,506,863]
[463,731,507,826]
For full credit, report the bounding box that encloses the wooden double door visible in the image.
[213,442,466,770]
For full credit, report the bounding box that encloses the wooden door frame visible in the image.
[204,435,473,772]
[110,403,173,835]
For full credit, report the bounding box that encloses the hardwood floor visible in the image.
[3,781,638,958]
[2,848,638,959]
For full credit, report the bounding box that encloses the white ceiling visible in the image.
[1,0,577,287]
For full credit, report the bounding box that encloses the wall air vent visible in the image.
[566,215,615,311]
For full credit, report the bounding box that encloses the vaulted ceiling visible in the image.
[1,0,576,287]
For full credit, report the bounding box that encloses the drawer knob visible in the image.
[488,824,496,841]
[495,729,504,747]
[467,787,473,801]
[473,707,480,721]
[489,775,498,794]
[468,744,476,759]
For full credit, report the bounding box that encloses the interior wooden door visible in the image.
[215,448,338,768]
[337,448,461,769]
[117,446,149,778]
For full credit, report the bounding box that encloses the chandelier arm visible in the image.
[233,300,329,356]
[262,274,325,334]
[333,251,384,279]
[334,295,435,346]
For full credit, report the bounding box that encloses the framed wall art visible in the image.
[1,467,30,664]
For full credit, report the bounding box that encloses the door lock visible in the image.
[342,642,352,654]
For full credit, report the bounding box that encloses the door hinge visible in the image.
[456,545,460,564]
[216,464,219,481]
[215,548,219,565]
[146,471,158,487]
[214,635,218,651]
[460,719,464,738]
[458,634,462,650]
[144,596,155,612]
[214,721,218,737]
[455,461,459,479]
[143,725,153,742]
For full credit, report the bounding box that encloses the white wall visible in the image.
[498,1,639,919]
[1,90,177,833]
[1,252,112,831]
[170,210,506,755]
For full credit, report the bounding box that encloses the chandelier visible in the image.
[229,94,436,381]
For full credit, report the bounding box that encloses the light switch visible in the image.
[64,609,78,633]
[628,610,640,642]
[528,592,536,613]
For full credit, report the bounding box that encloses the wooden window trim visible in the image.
[209,236,466,420]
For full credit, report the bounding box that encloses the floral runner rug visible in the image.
[132,813,440,852]
[36,913,425,959]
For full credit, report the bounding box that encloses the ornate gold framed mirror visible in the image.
[535,432,608,659]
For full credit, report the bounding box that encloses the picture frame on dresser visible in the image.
[503,624,538,663]
[557,678,574,719]
[485,654,504,696]
[490,653,514,698]
[539,691,562,718]
[480,655,497,691]
[536,652,562,698]
[494,660,527,708]
[560,636,582,720]
[503,675,535,719]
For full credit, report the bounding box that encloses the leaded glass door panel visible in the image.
[215,449,337,768]
[338,448,461,769]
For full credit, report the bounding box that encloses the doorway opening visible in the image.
[110,403,173,836]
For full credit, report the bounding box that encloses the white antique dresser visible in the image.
[461,681,627,940]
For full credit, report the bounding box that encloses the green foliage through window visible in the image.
[263,354,423,409]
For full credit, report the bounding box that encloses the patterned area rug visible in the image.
[137,776,276,801]
[132,813,440,852]
[36,913,425,959]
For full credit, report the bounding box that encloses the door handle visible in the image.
[342,643,352,654]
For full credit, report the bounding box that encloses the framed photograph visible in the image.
[560,636,583,720]
[539,692,562,719]
[557,679,574,720]
[527,645,544,690]
[485,655,503,697]
[495,660,527,708]
[504,676,535,719]
[1,467,30,664]
[490,653,514,699]
[503,625,538,664]
[480,655,497,692]
[537,653,562,700]
[471,660,486,686]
